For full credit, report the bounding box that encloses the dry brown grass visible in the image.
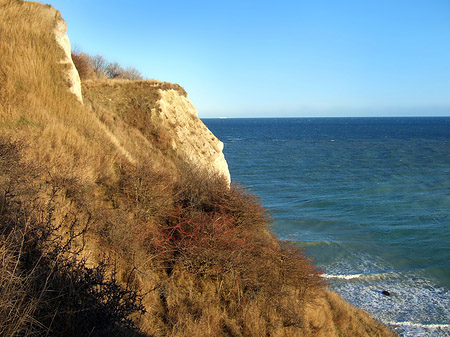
[0,138,147,337]
[0,0,125,189]
[0,239,37,337]
[101,161,327,336]
[303,290,396,337]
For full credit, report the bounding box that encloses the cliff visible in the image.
[82,79,230,184]
[54,13,83,103]
[0,1,395,336]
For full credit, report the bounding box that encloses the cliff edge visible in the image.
[54,13,83,103]
[0,1,395,336]
[81,78,230,184]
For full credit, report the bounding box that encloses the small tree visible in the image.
[71,52,94,80]
[71,50,145,80]
[122,66,143,80]
[90,54,108,78]
[105,62,124,79]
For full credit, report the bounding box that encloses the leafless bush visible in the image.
[122,66,143,80]
[90,54,108,78]
[105,62,123,79]
[71,51,143,81]
[114,160,324,331]
[0,138,146,337]
[71,52,94,80]
[0,239,37,337]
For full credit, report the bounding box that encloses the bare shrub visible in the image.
[71,51,143,81]
[122,66,143,80]
[124,161,325,332]
[0,138,146,337]
[105,62,124,79]
[90,54,108,78]
[71,52,94,80]
[0,239,37,337]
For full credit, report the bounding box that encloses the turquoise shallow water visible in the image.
[204,117,450,337]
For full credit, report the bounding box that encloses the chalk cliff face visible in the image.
[54,14,83,103]
[158,89,230,183]
[81,79,231,184]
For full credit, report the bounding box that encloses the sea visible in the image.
[203,117,450,337]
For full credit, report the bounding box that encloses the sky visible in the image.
[44,0,450,118]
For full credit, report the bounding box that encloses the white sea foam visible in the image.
[327,269,450,337]
[322,273,363,280]
[387,321,450,337]
[319,253,450,337]
[387,321,450,329]
[322,272,393,280]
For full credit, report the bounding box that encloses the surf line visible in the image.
[322,273,363,280]
[322,272,393,280]
[387,321,450,329]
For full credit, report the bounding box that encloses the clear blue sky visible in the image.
[44,0,450,118]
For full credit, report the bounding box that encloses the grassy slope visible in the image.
[0,1,396,336]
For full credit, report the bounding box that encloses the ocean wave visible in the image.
[298,240,333,247]
[322,272,393,280]
[387,321,450,329]
[322,273,363,280]
[328,271,450,337]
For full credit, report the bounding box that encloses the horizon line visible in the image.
[200,115,450,119]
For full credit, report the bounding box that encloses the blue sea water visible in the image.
[203,117,450,337]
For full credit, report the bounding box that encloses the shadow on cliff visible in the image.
[0,139,148,337]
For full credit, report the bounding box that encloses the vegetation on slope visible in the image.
[71,51,144,81]
[0,1,396,336]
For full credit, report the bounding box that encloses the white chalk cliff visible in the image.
[158,89,230,184]
[54,16,83,103]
